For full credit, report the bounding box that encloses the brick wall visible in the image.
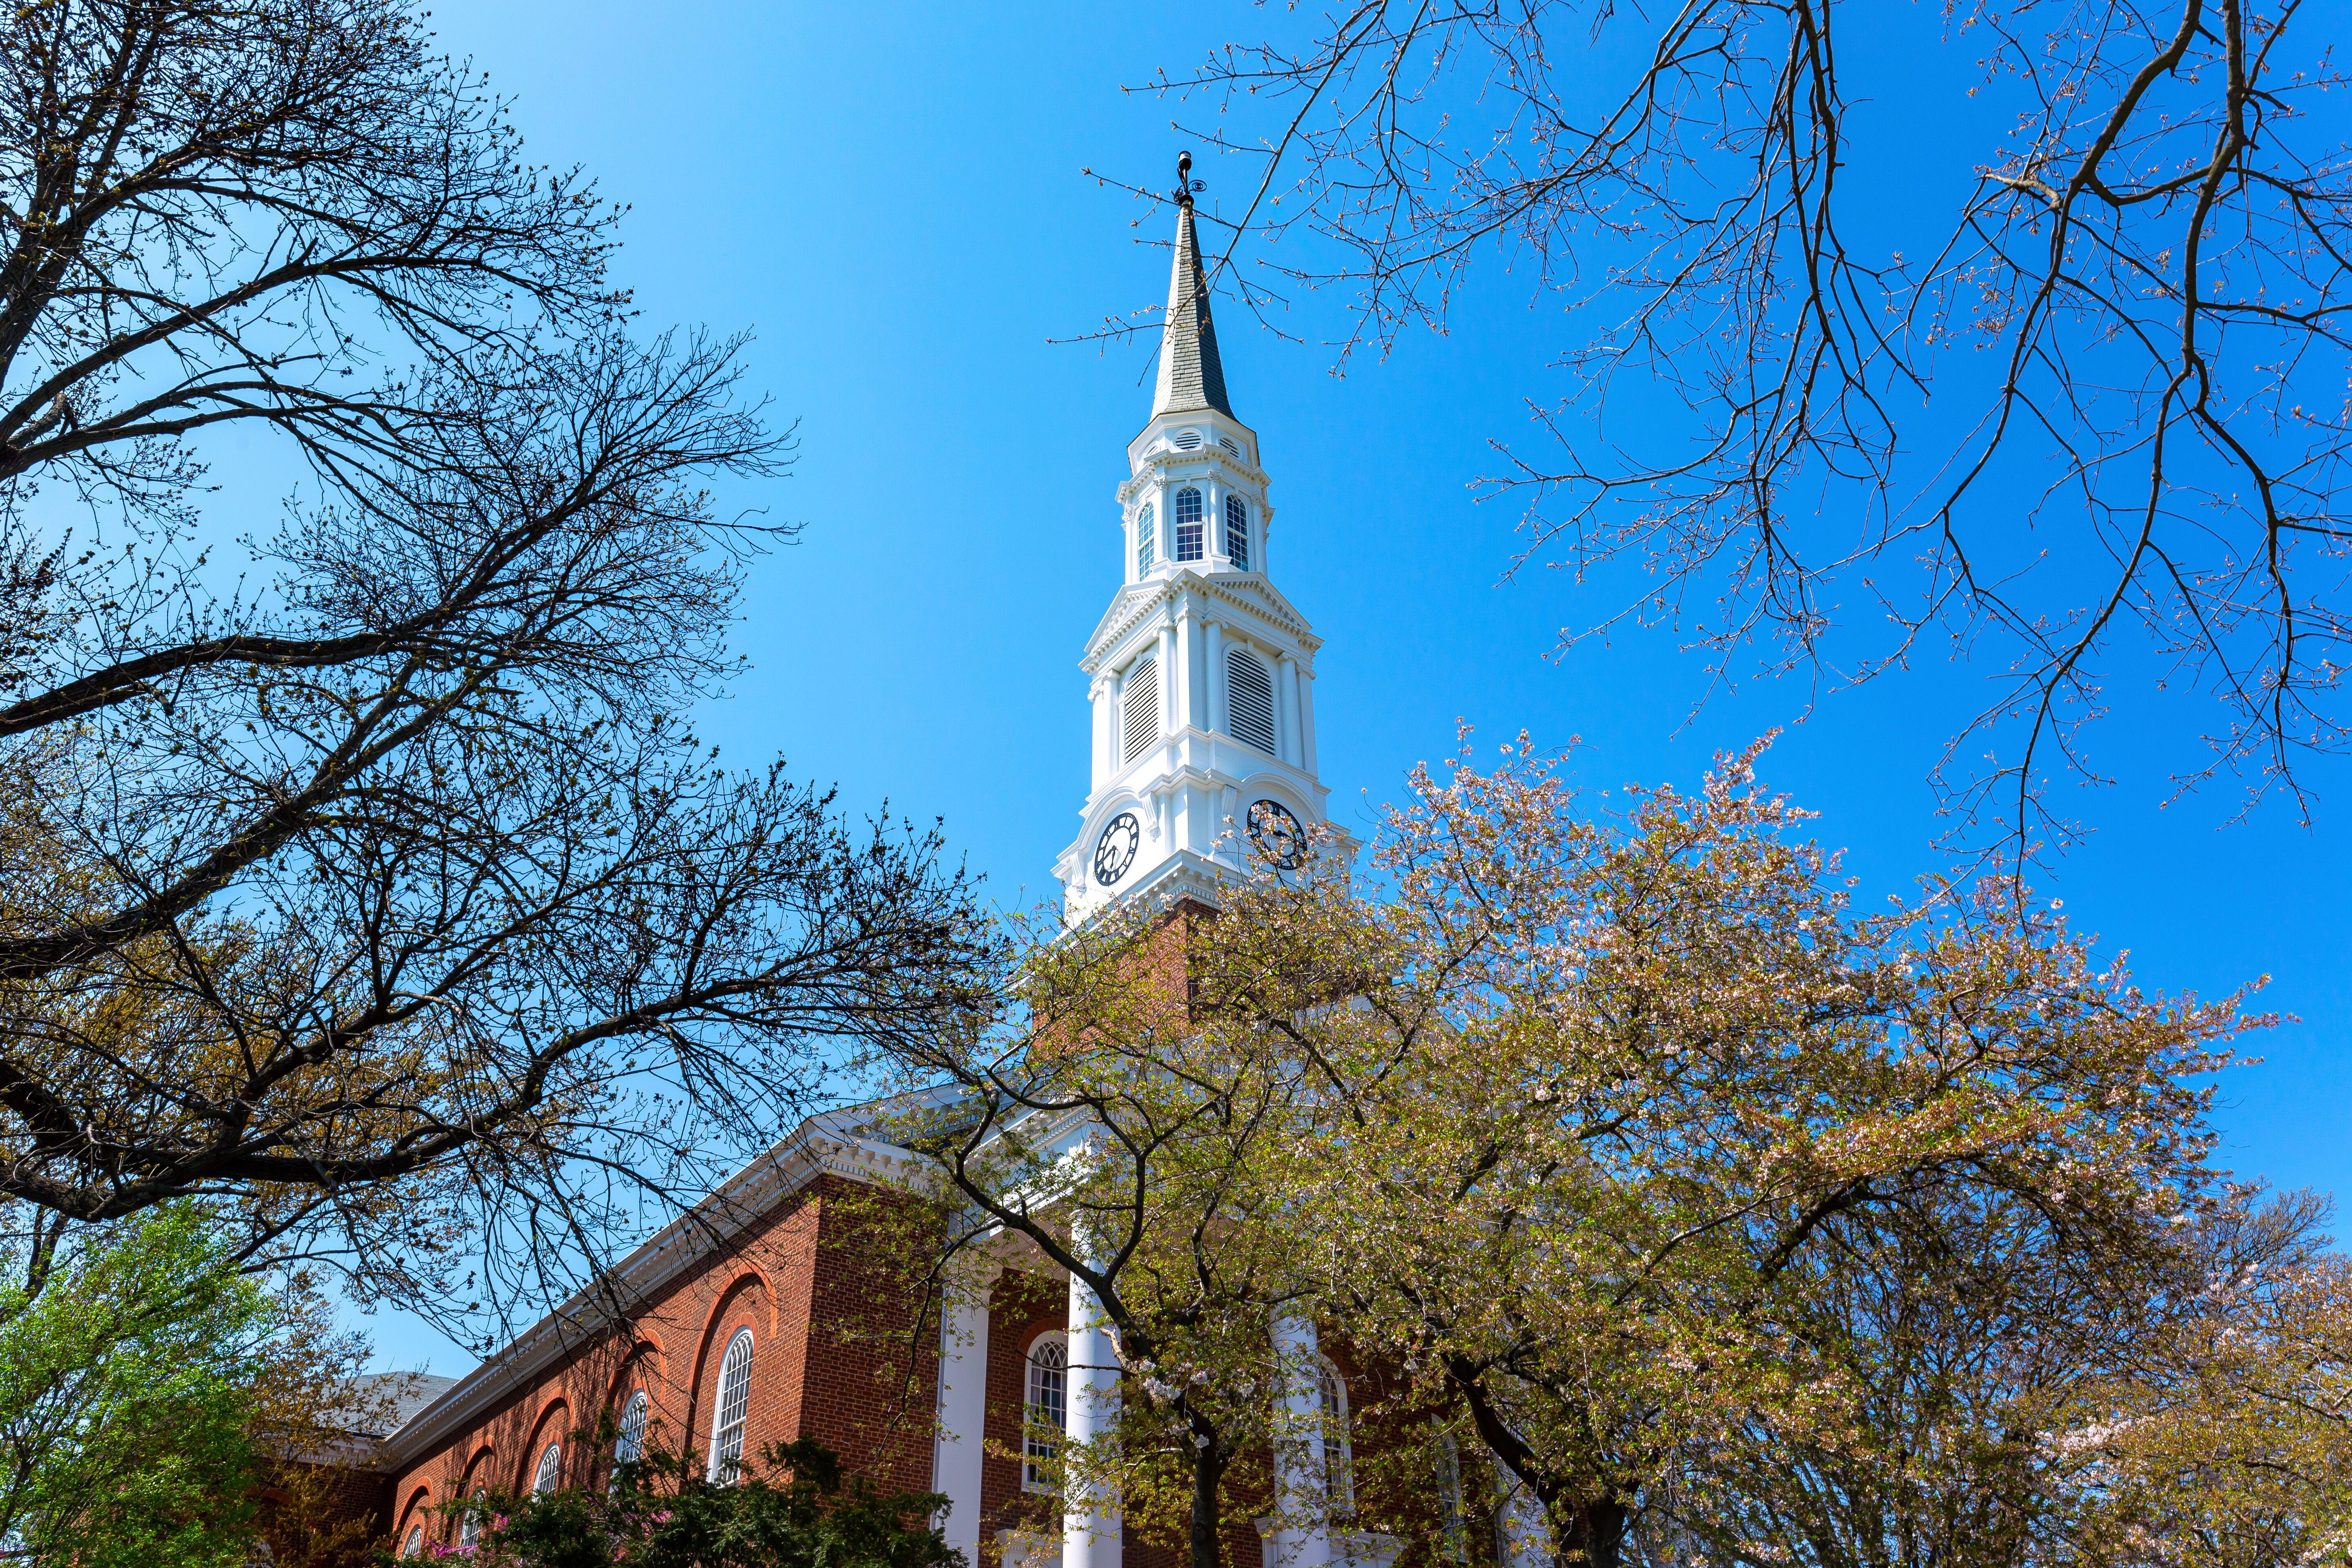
[366,1201,1454,1568]
[362,904,1458,1568]
[978,1268,1066,1550]
[382,1175,943,1552]
[261,1456,394,1567]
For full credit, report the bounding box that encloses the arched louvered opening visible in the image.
[1121,662,1160,765]
[1224,494,1250,569]
[1136,503,1156,574]
[1174,488,1204,561]
[1226,648,1276,754]
[1025,1332,1068,1492]
[706,1328,755,1483]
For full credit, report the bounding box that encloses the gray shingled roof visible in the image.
[330,1371,463,1438]
[1152,203,1233,419]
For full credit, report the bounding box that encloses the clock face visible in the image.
[1092,811,1142,886]
[1248,799,1307,869]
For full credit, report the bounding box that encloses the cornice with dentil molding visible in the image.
[1080,570,1321,673]
[1115,445,1270,506]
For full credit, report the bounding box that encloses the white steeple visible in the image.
[1055,165,1342,919]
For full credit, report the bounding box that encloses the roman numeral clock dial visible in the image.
[1092,811,1141,886]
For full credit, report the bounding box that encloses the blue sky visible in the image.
[359,0,2352,1372]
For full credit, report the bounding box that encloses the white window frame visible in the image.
[531,1439,563,1494]
[1434,1433,1469,1564]
[457,1485,487,1548]
[401,1524,425,1559]
[1173,487,1205,561]
[706,1327,755,1483]
[1316,1356,1355,1516]
[1024,1330,1069,1494]
[612,1388,649,1477]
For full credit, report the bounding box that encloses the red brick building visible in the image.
[360,1107,1446,1568]
[348,177,1546,1568]
[371,1124,931,1555]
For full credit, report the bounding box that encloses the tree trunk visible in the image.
[1559,1500,1626,1568]
[1189,1436,1228,1568]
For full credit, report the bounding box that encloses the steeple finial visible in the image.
[1152,153,1232,419]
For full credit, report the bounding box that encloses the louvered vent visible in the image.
[1122,662,1160,765]
[1227,648,1276,754]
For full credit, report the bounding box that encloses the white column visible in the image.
[1204,621,1225,738]
[1494,1467,1548,1568]
[1064,1272,1123,1568]
[1090,677,1111,786]
[1159,623,1178,735]
[1175,606,1197,734]
[1298,665,1319,775]
[1271,1313,1332,1568]
[933,1267,995,1565]
[1276,655,1301,767]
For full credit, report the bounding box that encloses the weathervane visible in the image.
[1176,150,1205,208]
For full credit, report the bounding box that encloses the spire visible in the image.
[1152,155,1232,419]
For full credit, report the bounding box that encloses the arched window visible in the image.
[1121,660,1160,766]
[458,1485,487,1548]
[613,1389,649,1474]
[1225,648,1276,755]
[1024,1331,1068,1493]
[1136,503,1156,574]
[1174,488,1203,561]
[1225,494,1250,569]
[1434,1434,1469,1565]
[400,1525,425,1559]
[1316,1357,1354,1515]
[531,1439,563,1494]
[707,1327,755,1483]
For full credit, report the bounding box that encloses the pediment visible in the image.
[1206,576,1316,642]
[1082,571,1322,669]
[1083,581,1163,654]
